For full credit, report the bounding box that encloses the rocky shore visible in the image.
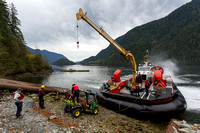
[0,90,165,133]
[165,119,200,133]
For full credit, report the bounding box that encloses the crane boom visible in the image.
[76,8,136,89]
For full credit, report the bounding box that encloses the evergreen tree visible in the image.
[0,0,11,38]
[9,3,24,43]
[0,0,51,76]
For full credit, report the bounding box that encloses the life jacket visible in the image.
[145,80,149,86]
[13,92,24,100]
[73,85,79,91]
[136,84,139,89]
[38,88,44,95]
[66,92,71,99]
[18,93,24,100]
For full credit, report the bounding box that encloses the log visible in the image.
[0,78,66,93]
[60,70,89,72]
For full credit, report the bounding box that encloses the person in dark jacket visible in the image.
[14,88,24,118]
[136,73,142,83]
[38,85,45,109]
[71,83,80,103]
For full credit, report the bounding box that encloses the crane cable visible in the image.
[76,20,79,49]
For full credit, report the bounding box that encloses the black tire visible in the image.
[93,107,99,115]
[72,109,81,118]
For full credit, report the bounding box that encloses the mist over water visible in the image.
[153,60,185,83]
[152,60,200,111]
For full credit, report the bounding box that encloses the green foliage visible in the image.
[81,0,200,66]
[0,0,51,76]
[52,58,75,66]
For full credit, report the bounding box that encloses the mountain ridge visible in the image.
[80,0,200,66]
[27,46,75,65]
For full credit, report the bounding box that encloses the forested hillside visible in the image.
[0,0,50,76]
[52,58,75,65]
[81,0,200,66]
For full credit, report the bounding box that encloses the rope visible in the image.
[77,21,79,41]
[116,89,146,113]
[118,101,121,111]
[45,95,66,110]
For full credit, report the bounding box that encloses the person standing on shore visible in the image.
[13,88,24,119]
[71,83,80,103]
[135,83,140,97]
[38,85,45,109]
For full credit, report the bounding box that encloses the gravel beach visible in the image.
[0,90,165,133]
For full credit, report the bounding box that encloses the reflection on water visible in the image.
[21,64,200,123]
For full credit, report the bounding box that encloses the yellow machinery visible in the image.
[76,8,136,89]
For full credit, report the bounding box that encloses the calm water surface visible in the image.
[21,64,200,123]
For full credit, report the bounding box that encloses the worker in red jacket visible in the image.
[38,85,45,109]
[135,83,140,97]
[145,80,150,96]
[13,88,24,118]
[65,89,71,100]
[71,83,80,103]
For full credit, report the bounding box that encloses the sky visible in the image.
[5,0,191,62]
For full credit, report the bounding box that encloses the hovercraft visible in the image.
[75,8,187,119]
[96,65,187,118]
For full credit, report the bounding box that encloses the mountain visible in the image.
[52,58,75,65]
[27,46,75,65]
[81,0,200,66]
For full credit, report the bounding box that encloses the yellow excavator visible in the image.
[76,8,136,90]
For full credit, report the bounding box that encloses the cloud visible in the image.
[5,0,191,61]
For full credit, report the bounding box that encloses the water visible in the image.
[21,64,200,123]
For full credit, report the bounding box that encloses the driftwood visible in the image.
[60,70,89,72]
[0,78,66,93]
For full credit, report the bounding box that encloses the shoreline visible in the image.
[0,68,53,81]
[0,91,165,132]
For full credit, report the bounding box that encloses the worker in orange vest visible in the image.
[38,85,45,109]
[71,83,80,103]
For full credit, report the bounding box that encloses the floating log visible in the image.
[60,70,89,72]
[0,78,66,93]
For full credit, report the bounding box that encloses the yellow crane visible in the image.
[76,8,136,89]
